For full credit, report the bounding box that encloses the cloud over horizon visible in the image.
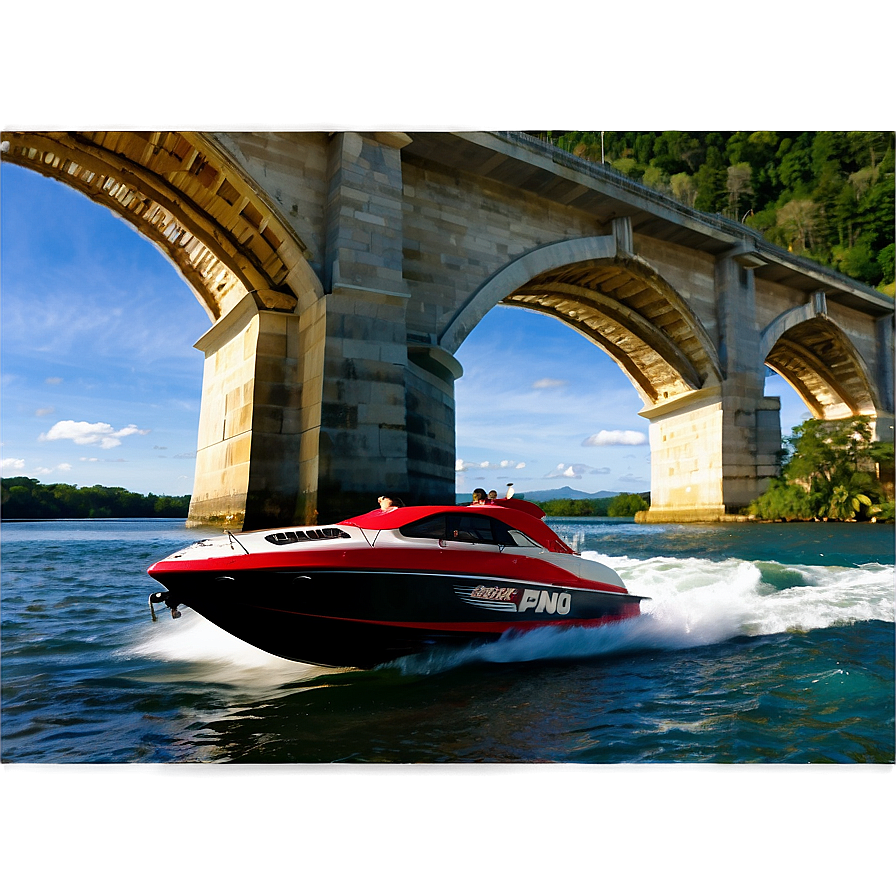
[39,420,150,450]
[545,462,611,480]
[456,459,527,474]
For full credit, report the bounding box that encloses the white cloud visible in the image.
[582,429,648,447]
[1,457,26,471]
[531,378,567,390]
[35,407,56,417]
[456,458,526,472]
[545,463,611,480]
[40,420,150,450]
[45,377,63,386]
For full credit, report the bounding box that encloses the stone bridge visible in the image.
[4,131,893,527]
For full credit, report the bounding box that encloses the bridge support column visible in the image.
[637,386,781,522]
[187,291,323,530]
[314,131,460,521]
[637,253,782,522]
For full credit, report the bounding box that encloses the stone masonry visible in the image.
[4,131,892,527]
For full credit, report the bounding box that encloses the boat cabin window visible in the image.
[400,513,536,548]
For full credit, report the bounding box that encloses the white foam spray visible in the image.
[127,608,337,688]
[393,553,894,676]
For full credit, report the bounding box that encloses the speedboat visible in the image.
[147,498,646,668]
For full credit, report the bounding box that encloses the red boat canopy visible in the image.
[339,500,574,554]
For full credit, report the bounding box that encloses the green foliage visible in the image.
[748,417,893,522]
[538,497,611,517]
[1,477,191,519]
[607,492,649,517]
[539,131,895,291]
[535,493,650,517]
[748,479,817,521]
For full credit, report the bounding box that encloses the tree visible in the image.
[642,164,668,192]
[607,493,649,517]
[835,239,881,283]
[670,172,698,206]
[749,416,891,521]
[611,157,643,180]
[727,163,753,218]
[877,243,895,286]
[776,199,821,252]
[825,485,877,522]
[694,160,728,212]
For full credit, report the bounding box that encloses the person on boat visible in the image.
[487,490,498,503]
[470,489,488,505]
[377,494,404,513]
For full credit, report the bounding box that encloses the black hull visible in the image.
[152,569,642,668]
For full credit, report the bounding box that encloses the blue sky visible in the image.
[1,162,810,497]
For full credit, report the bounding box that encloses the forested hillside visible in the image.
[536,131,895,294]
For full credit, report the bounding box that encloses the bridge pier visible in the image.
[188,132,462,529]
[637,253,782,522]
[637,385,781,522]
[187,291,321,529]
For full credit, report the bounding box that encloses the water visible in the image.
[2,517,892,765]
[3,518,893,892]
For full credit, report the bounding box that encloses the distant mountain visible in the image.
[518,487,622,502]
[455,486,621,503]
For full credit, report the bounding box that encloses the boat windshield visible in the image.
[399,512,538,548]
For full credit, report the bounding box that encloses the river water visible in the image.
[3,517,893,890]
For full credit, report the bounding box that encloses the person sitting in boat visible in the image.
[487,490,498,503]
[377,494,404,513]
[470,489,488,505]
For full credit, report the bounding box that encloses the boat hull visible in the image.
[153,568,642,668]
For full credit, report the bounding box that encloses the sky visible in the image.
[1,161,812,498]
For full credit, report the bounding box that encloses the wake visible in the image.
[392,552,895,676]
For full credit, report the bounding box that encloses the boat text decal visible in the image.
[457,585,571,615]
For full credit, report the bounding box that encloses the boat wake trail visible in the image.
[392,553,894,676]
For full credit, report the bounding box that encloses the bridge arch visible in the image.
[3,130,331,530]
[441,235,721,407]
[1,131,323,319]
[763,312,880,421]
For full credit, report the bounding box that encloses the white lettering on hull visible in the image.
[520,588,571,615]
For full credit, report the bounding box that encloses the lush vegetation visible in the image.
[535,131,895,295]
[748,417,894,522]
[537,492,649,517]
[1,477,191,519]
